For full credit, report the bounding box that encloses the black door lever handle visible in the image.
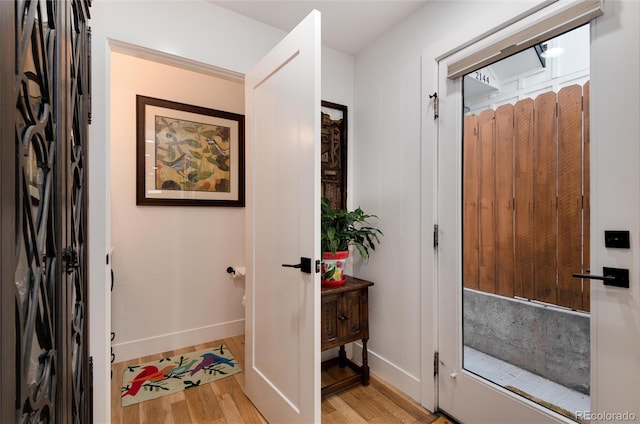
[281,257,312,274]
[571,273,615,282]
[572,267,629,288]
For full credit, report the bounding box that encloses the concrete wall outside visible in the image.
[463,288,590,394]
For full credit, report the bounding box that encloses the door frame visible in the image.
[0,1,16,421]
[420,0,603,418]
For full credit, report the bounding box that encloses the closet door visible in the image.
[2,1,92,421]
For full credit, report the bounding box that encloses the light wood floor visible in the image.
[111,335,454,423]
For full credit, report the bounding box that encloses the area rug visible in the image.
[121,344,241,407]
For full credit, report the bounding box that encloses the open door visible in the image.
[430,2,640,423]
[244,10,321,424]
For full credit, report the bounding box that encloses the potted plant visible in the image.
[321,197,383,286]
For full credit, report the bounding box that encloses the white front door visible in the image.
[244,10,321,424]
[433,2,640,423]
[435,57,569,423]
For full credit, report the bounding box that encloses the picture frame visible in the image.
[136,95,245,207]
[321,100,348,210]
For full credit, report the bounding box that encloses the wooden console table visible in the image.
[321,275,373,397]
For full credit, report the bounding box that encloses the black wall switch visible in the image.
[604,230,630,248]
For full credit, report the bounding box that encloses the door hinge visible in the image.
[429,92,439,119]
[434,351,439,376]
[62,247,79,275]
[433,224,439,249]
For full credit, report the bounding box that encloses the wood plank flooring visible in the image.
[111,335,454,423]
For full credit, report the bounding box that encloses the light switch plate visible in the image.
[604,230,630,249]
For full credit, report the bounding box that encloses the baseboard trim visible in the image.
[352,343,421,402]
[112,319,245,363]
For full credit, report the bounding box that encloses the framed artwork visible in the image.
[321,101,348,210]
[136,95,245,207]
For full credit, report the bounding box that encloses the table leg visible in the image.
[361,339,370,386]
[338,345,347,367]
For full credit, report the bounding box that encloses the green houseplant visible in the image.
[320,197,383,286]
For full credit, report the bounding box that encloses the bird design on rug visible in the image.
[121,365,175,398]
[145,365,176,382]
[189,352,235,376]
[168,359,197,377]
[122,365,158,397]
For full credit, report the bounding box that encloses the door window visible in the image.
[461,24,590,421]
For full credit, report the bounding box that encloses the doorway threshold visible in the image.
[463,346,589,419]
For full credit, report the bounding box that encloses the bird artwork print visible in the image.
[152,114,233,193]
[156,153,191,176]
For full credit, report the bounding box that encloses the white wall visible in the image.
[110,52,246,361]
[91,1,353,422]
[351,0,546,401]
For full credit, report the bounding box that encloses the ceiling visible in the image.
[208,1,429,56]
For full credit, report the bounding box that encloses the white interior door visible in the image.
[244,10,321,424]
